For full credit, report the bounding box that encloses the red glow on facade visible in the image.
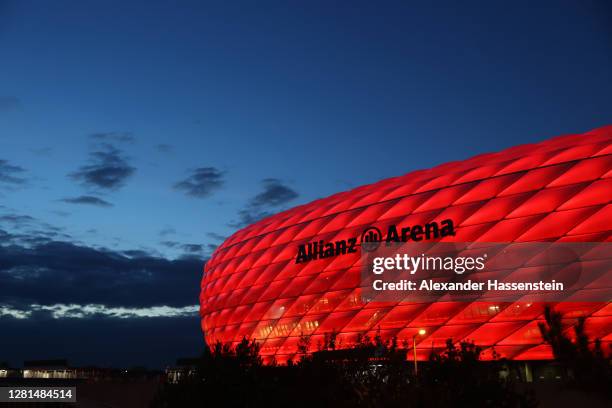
[200,126,612,364]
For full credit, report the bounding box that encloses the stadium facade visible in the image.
[200,126,611,364]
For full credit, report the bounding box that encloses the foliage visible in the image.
[538,305,611,396]
[152,331,536,407]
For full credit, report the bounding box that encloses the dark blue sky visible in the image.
[1,0,611,368]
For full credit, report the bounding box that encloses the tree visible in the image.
[538,305,575,362]
[537,305,611,396]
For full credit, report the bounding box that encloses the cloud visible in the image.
[0,212,70,248]
[0,305,30,319]
[206,232,227,242]
[174,167,225,198]
[51,210,71,217]
[0,214,35,227]
[159,227,176,237]
[251,178,299,207]
[0,159,27,186]
[90,132,135,143]
[160,240,179,248]
[61,196,113,207]
[0,303,199,320]
[231,208,273,228]
[0,240,204,309]
[0,225,70,248]
[70,144,136,191]
[230,179,298,228]
[121,249,152,258]
[204,243,219,254]
[0,212,205,368]
[0,96,21,112]
[156,144,173,153]
[181,244,203,253]
[0,212,76,265]
[160,240,217,258]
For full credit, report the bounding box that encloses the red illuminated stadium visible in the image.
[200,126,612,364]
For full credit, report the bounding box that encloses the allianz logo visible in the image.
[295,219,455,264]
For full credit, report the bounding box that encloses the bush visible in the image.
[153,332,537,407]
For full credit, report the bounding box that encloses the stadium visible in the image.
[200,126,611,364]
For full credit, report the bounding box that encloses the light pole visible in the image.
[413,329,426,376]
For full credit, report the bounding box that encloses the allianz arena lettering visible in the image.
[295,219,456,264]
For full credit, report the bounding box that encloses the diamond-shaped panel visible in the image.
[200,126,612,362]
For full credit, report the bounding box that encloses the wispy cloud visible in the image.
[0,159,27,186]
[160,240,179,248]
[0,305,30,319]
[159,227,176,237]
[206,232,227,242]
[160,240,217,257]
[0,214,35,226]
[60,196,113,207]
[230,178,298,228]
[70,144,136,191]
[90,132,135,143]
[181,244,203,253]
[156,144,173,153]
[174,167,225,198]
[0,303,198,319]
[250,178,299,207]
[0,211,72,248]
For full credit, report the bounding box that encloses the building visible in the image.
[22,359,77,379]
[165,358,199,384]
[0,362,19,379]
[22,360,107,380]
[200,126,611,364]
